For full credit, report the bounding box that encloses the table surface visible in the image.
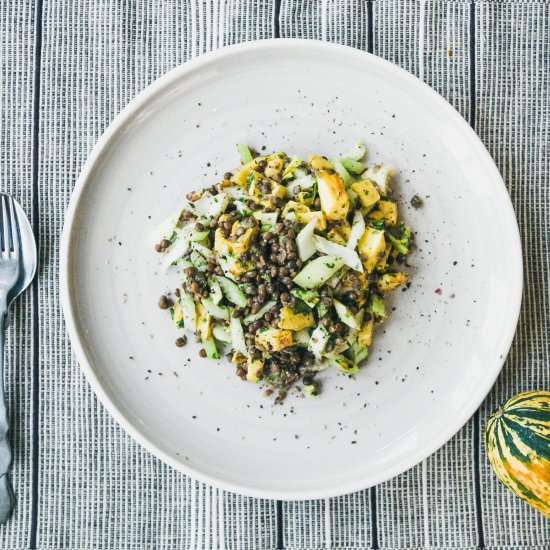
[0,1,549,548]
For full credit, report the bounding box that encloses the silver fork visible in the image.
[0,195,20,522]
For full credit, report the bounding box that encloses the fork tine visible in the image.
[1,196,9,256]
[8,197,19,258]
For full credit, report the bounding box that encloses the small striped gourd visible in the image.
[485,391,550,518]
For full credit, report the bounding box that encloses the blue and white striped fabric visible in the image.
[0,1,548,548]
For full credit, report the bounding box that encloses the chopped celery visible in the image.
[343,142,366,161]
[327,265,349,289]
[330,354,359,375]
[347,210,366,251]
[191,241,215,262]
[234,200,253,217]
[364,164,395,195]
[215,275,247,307]
[212,323,232,343]
[347,188,359,209]
[333,300,359,329]
[208,278,223,304]
[386,222,411,254]
[386,232,408,254]
[370,294,386,318]
[190,250,207,271]
[147,213,180,247]
[294,329,312,346]
[291,288,319,308]
[202,298,229,320]
[216,254,237,280]
[170,302,184,328]
[179,290,196,331]
[316,302,329,318]
[188,191,229,218]
[332,158,354,187]
[162,237,190,269]
[253,211,279,231]
[282,156,303,180]
[223,186,247,200]
[341,158,366,174]
[229,317,248,355]
[351,342,369,365]
[201,336,219,359]
[293,255,345,289]
[189,230,210,242]
[285,174,316,197]
[314,236,363,272]
[177,258,194,278]
[309,324,330,359]
[236,143,254,164]
[296,218,317,262]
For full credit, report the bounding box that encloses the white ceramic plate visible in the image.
[61,39,522,500]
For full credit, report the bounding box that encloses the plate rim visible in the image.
[60,38,523,500]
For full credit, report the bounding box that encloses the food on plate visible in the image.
[485,390,550,518]
[152,143,413,402]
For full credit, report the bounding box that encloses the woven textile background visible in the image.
[0,0,548,548]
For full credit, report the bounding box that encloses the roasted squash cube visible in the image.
[246,357,264,382]
[358,318,374,347]
[369,200,398,226]
[255,327,293,352]
[351,179,380,208]
[279,306,315,331]
[358,227,386,272]
[308,154,333,170]
[378,272,408,291]
[317,169,350,220]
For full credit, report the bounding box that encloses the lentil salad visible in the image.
[153,143,412,402]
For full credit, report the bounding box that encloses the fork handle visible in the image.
[0,300,14,523]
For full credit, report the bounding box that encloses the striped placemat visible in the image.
[0,1,548,548]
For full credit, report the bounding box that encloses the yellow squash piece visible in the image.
[247,171,263,199]
[258,182,287,208]
[279,306,315,331]
[230,220,259,254]
[378,272,408,291]
[358,227,386,272]
[264,155,284,178]
[228,257,255,277]
[246,357,264,382]
[376,245,392,270]
[369,200,398,226]
[351,179,380,208]
[255,327,293,352]
[341,269,367,291]
[231,351,247,364]
[327,227,347,245]
[271,183,287,199]
[282,201,327,230]
[298,210,326,230]
[295,191,314,207]
[214,228,233,254]
[233,159,261,186]
[308,154,333,170]
[337,220,351,240]
[358,318,374,347]
[317,169,350,220]
[282,200,309,218]
[195,302,212,341]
